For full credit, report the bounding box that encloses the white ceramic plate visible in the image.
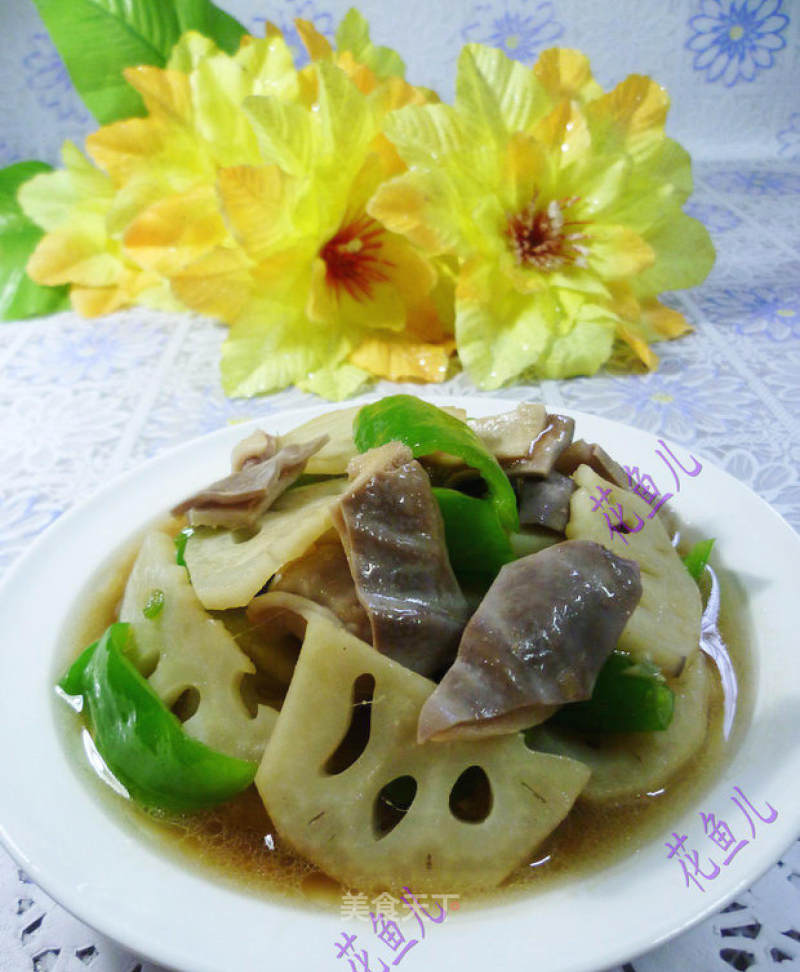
[1,396,799,972]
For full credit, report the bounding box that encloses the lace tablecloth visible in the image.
[0,155,799,971]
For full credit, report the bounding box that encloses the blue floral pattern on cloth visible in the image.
[461,0,564,62]
[684,200,742,233]
[686,0,788,87]
[5,318,171,386]
[253,2,334,67]
[696,285,800,342]
[0,493,63,572]
[704,167,800,195]
[777,113,800,160]
[21,33,91,123]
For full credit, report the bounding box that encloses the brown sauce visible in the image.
[53,522,753,914]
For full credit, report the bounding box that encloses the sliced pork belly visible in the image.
[417,540,642,742]
[171,434,328,531]
[332,442,470,678]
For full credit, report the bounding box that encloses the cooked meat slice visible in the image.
[502,413,575,476]
[231,429,278,472]
[555,439,628,488]
[468,404,547,460]
[171,434,328,531]
[417,540,642,742]
[332,442,470,677]
[270,530,371,643]
[516,470,576,532]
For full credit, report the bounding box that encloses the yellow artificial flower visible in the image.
[21,15,452,397]
[19,142,177,317]
[369,45,715,387]
[19,29,301,319]
[168,58,453,398]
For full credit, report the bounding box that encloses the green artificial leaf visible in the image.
[0,162,69,321]
[31,0,248,124]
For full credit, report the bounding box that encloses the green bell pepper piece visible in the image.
[354,396,519,532]
[142,589,165,619]
[683,538,715,580]
[546,651,675,733]
[433,487,514,583]
[58,622,256,811]
[174,527,194,567]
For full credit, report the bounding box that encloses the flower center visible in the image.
[321,214,392,302]
[728,24,744,41]
[506,195,589,272]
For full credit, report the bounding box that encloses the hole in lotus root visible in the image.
[239,670,286,716]
[373,775,418,839]
[323,673,375,775]
[448,765,493,823]
[231,527,259,544]
[170,687,200,723]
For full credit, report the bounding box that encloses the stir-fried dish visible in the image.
[57,395,725,894]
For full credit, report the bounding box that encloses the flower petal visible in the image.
[217,163,294,260]
[86,119,166,185]
[243,96,312,176]
[348,331,454,382]
[634,212,716,296]
[455,260,555,388]
[641,298,692,339]
[536,303,616,378]
[368,170,465,255]
[383,102,469,168]
[298,363,372,400]
[170,246,255,323]
[455,44,549,140]
[220,301,353,397]
[503,132,551,212]
[586,75,669,163]
[334,8,406,80]
[532,99,591,168]
[19,142,112,231]
[123,185,228,276]
[296,18,334,61]
[533,48,604,103]
[587,224,655,280]
[27,230,121,287]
